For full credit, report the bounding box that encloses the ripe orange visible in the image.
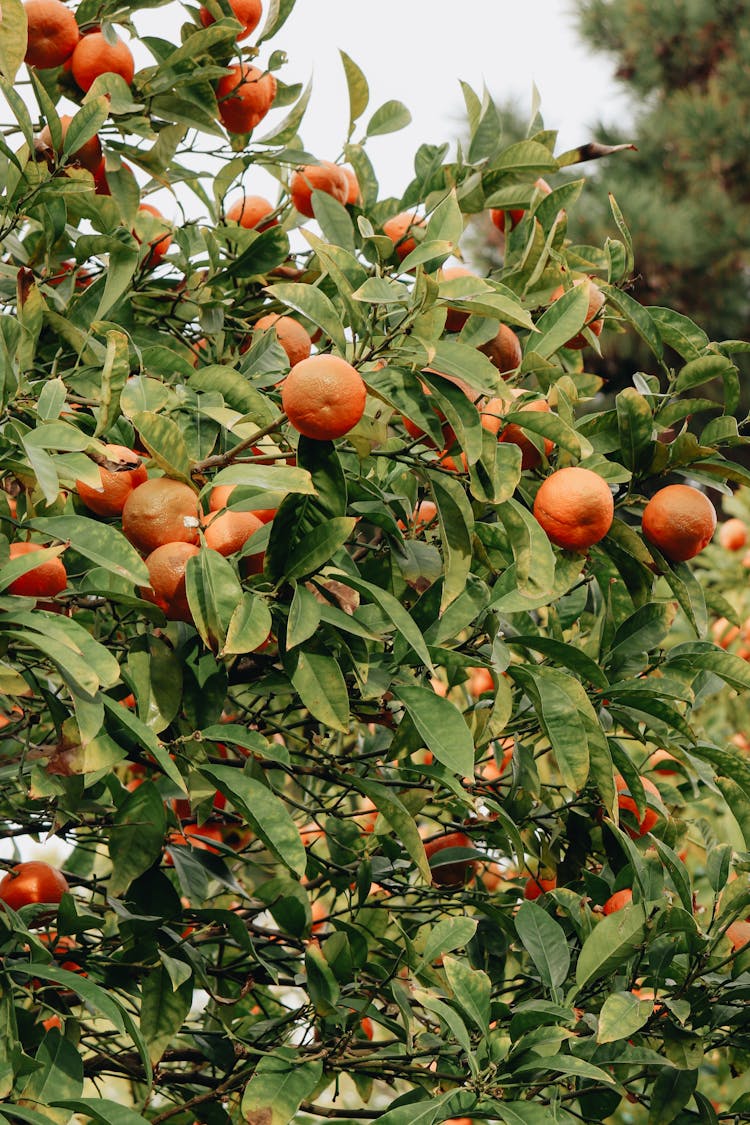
[38,113,102,173]
[203,508,263,557]
[603,888,633,915]
[76,444,147,517]
[403,499,437,534]
[468,667,494,697]
[478,323,523,374]
[289,162,349,218]
[490,177,552,232]
[122,478,201,554]
[70,31,135,92]
[383,211,425,261]
[719,517,747,551]
[0,861,69,908]
[135,204,173,268]
[225,194,276,230]
[254,313,311,366]
[216,64,276,134]
[615,773,661,838]
[141,542,200,622]
[439,265,475,333]
[483,392,554,470]
[523,874,556,900]
[343,167,360,205]
[282,354,367,441]
[165,821,223,864]
[199,0,261,39]
[549,276,605,350]
[533,466,614,551]
[24,0,79,69]
[727,920,750,951]
[424,831,476,887]
[647,748,679,775]
[642,484,717,562]
[8,542,67,598]
[712,617,741,648]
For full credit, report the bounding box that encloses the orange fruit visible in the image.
[523,874,556,900]
[135,204,172,268]
[603,888,633,915]
[76,444,147,517]
[642,484,717,562]
[483,392,554,470]
[199,0,262,39]
[439,265,476,333]
[203,508,263,557]
[289,162,349,219]
[712,617,741,649]
[549,276,605,350]
[165,821,223,863]
[383,211,425,261]
[727,920,750,951]
[24,0,79,69]
[38,113,102,173]
[141,542,200,622]
[614,773,661,838]
[70,31,135,92]
[719,517,747,551]
[400,499,438,534]
[533,466,614,551]
[478,323,523,374]
[0,861,69,908]
[647,748,679,776]
[122,478,201,554]
[225,194,276,230]
[343,167,360,205]
[468,667,494,697]
[282,354,366,441]
[216,64,276,134]
[254,313,311,366]
[8,542,67,598]
[41,1015,63,1032]
[424,831,476,887]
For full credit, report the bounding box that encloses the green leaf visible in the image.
[575,905,648,993]
[420,916,478,967]
[616,387,653,471]
[130,411,192,483]
[286,583,322,649]
[0,0,27,82]
[647,1067,698,1125]
[0,542,67,593]
[264,281,347,355]
[425,188,464,247]
[20,1031,83,1125]
[430,472,474,611]
[533,283,590,359]
[185,548,243,653]
[50,1102,153,1125]
[241,1049,323,1125]
[108,781,168,895]
[490,140,558,174]
[335,572,433,671]
[31,515,149,587]
[288,649,350,733]
[442,954,491,1032]
[351,777,431,883]
[64,98,110,161]
[495,497,556,598]
[140,970,192,1065]
[394,684,475,776]
[515,901,570,990]
[366,99,412,137]
[340,50,369,134]
[222,591,273,656]
[674,353,736,394]
[311,189,355,252]
[284,516,356,581]
[597,990,654,1044]
[220,226,291,279]
[605,285,663,363]
[201,764,307,877]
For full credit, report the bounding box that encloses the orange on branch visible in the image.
[38,114,101,173]
[199,0,262,39]
[8,542,67,598]
[615,773,661,838]
[533,467,614,551]
[141,542,200,622]
[289,162,349,218]
[254,313,311,366]
[642,484,717,562]
[424,831,476,887]
[719,517,747,551]
[70,31,134,92]
[478,323,523,374]
[122,478,201,554]
[76,444,147,517]
[0,861,69,909]
[282,354,366,441]
[216,65,276,134]
[383,211,425,261]
[135,204,173,268]
[203,508,263,557]
[225,194,276,230]
[603,888,633,914]
[24,0,79,69]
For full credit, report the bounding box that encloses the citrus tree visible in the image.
[2,2,750,1123]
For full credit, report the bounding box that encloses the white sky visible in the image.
[123,0,632,210]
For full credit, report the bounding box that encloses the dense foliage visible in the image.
[1,1,750,1123]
